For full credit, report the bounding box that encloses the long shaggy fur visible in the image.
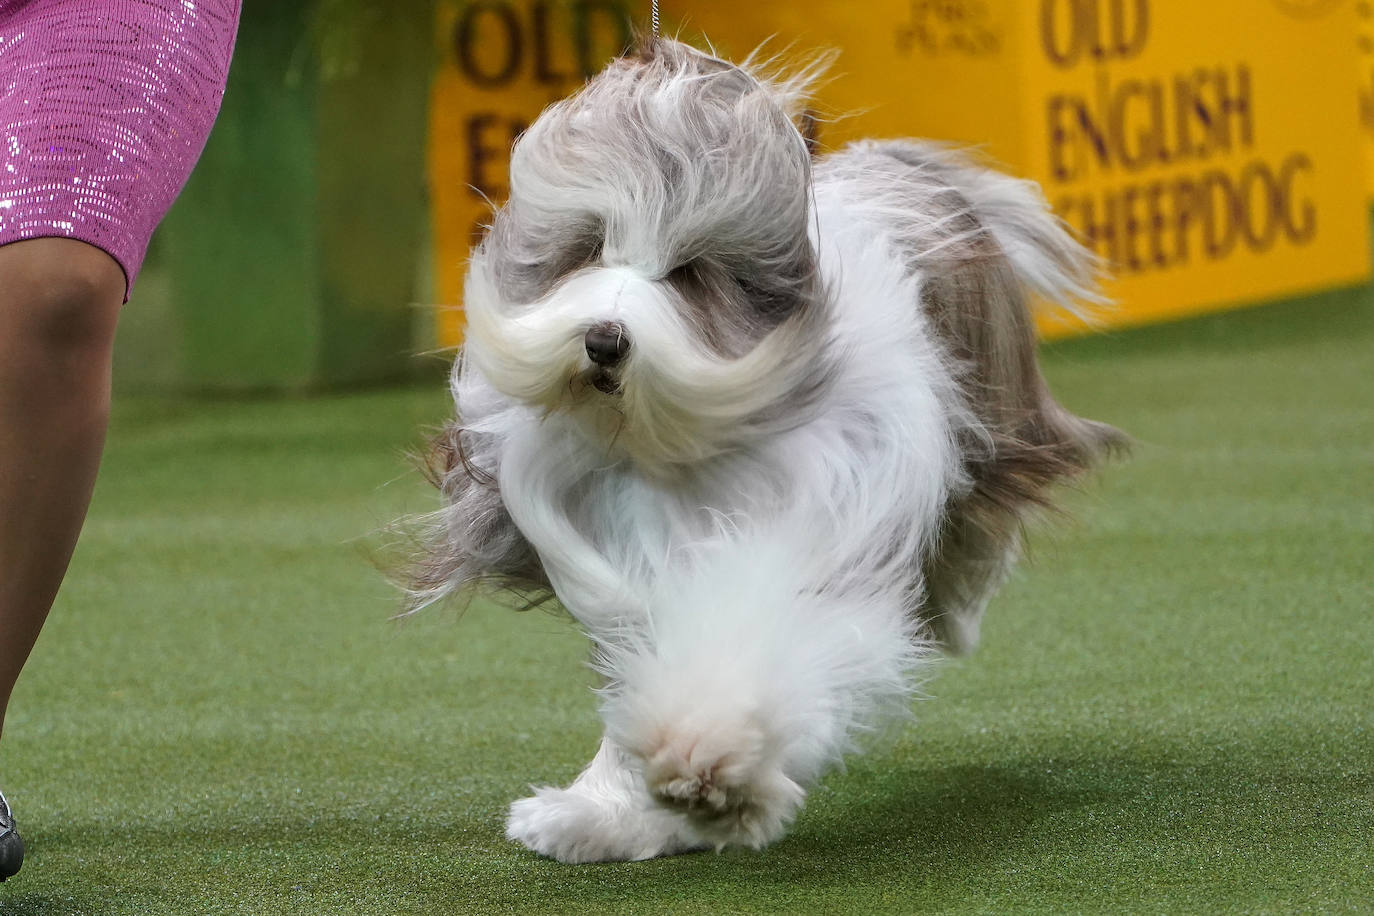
[403,37,1121,862]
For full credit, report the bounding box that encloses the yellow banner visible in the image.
[429,0,1369,345]
[428,0,635,347]
[1019,0,1370,334]
[1359,0,1374,191]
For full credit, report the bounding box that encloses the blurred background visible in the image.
[114,0,1374,393]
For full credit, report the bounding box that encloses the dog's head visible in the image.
[462,38,832,471]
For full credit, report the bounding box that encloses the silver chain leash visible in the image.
[651,0,660,36]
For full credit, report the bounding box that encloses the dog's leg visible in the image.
[635,707,807,851]
[922,513,1020,654]
[594,536,923,853]
[506,735,708,863]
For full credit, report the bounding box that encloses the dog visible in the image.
[404,37,1122,863]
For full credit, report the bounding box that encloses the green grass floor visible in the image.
[2,294,1371,914]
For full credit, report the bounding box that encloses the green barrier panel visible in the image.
[117,1,434,393]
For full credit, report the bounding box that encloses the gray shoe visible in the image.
[0,788,22,880]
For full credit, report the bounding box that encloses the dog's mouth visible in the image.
[587,369,621,396]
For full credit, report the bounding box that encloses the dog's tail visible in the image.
[815,140,1127,654]
[918,140,1128,456]
[908,141,1128,652]
[905,143,1098,307]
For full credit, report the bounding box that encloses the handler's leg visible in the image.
[0,238,124,741]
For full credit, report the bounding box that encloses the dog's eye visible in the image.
[733,274,792,316]
[573,224,605,266]
[553,228,604,276]
[735,275,766,300]
[667,260,704,289]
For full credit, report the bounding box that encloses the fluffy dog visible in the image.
[405,37,1122,863]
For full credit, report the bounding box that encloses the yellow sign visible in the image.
[429,0,1370,344]
[1018,0,1369,334]
[428,0,634,347]
[1358,0,1374,191]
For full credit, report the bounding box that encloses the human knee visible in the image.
[0,240,124,355]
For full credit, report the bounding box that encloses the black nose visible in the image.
[585,323,630,367]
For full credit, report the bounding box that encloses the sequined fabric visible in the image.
[0,0,241,296]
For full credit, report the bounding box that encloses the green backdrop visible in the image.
[115,1,437,393]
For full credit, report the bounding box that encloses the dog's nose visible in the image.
[585,323,630,367]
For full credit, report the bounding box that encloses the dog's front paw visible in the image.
[506,785,705,864]
[640,718,805,850]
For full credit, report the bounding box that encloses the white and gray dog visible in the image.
[405,38,1122,863]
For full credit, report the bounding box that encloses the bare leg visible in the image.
[0,238,124,742]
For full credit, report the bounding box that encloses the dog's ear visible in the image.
[418,420,493,492]
[393,420,553,616]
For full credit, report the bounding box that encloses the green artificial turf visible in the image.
[2,293,1371,914]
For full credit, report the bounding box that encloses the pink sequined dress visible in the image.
[0,0,241,295]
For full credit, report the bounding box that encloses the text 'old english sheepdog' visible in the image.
[402,37,1124,863]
